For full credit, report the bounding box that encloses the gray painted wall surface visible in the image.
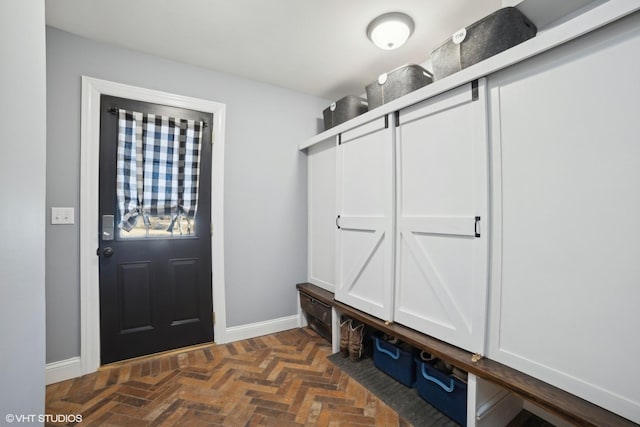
[0,0,47,416]
[46,27,327,363]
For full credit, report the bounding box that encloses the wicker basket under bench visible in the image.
[298,283,333,342]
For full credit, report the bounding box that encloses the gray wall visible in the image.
[0,0,47,416]
[46,27,327,363]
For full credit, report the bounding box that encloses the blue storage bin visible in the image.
[372,336,415,387]
[414,358,467,426]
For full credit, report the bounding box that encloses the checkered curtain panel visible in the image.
[117,109,204,233]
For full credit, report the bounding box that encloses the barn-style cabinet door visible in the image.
[394,80,489,354]
[335,117,395,321]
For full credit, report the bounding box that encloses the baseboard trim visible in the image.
[225,315,299,343]
[46,357,82,385]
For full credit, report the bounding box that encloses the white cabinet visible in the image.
[394,81,489,353]
[307,138,337,292]
[333,82,489,353]
[487,11,640,422]
[303,7,640,423]
[335,118,395,320]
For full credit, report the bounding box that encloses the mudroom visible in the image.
[3,0,639,425]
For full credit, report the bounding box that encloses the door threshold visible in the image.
[99,341,216,370]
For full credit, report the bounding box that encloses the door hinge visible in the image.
[212,312,216,325]
[474,216,481,238]
[211,130,215,145]
[210,223,213,235]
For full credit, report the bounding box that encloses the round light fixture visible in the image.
[367,12,415,50]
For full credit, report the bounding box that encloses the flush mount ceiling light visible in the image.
[367,12,415,50]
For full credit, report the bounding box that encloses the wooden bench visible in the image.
[296,282,636,427]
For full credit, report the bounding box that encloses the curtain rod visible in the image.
[107,107,208,128]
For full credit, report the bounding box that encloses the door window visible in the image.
[116,109,204,239]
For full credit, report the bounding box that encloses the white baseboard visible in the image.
[46,357,82,385]
[225,315,300,343]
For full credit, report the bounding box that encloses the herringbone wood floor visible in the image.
[46,327,412,426]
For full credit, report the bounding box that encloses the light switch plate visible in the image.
[51,207,75,225]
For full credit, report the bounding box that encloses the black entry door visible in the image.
[99,95,213,364]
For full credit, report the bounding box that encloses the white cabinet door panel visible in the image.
[488,13,640,422]
[336,118,394,321]
[395,82,489,353]
[308,138,336,291]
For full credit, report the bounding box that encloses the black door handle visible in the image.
[103,247,114,258]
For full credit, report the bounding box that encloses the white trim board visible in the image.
[224,315,300,343]
[79,76,227,377]
[46,357,82,385]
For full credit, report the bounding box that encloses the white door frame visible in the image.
[79,76,227,375]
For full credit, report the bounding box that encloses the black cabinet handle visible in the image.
[474,216,481,238]
[336,215,341,229]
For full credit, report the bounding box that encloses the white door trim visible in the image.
[80,76,227,375]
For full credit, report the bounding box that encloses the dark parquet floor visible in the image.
[46,327,412,426]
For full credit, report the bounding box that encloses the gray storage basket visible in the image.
[366,64,433,110]
[323,95,368,130]
[430,7,537,80]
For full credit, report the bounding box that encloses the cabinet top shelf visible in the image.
[299,0,638,151]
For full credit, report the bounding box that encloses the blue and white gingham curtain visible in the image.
[117,109,203,234]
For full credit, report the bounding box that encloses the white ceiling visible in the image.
[45,0,500,101]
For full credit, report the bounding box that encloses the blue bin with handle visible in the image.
[372,335,415,387]
[414,358,467,426]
